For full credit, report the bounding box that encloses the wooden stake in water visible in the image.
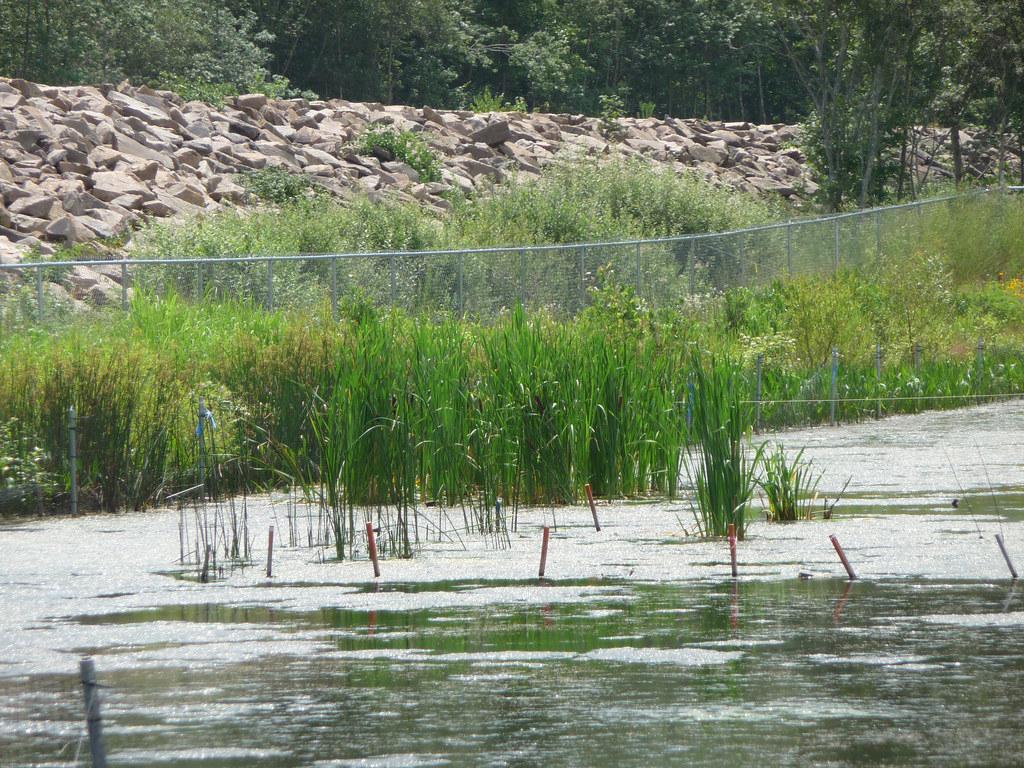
[539,525,551,578]
[829,534,858,580]
[79,658,108,768]
[996,534,1018,579]
[200,545,212,583]
[585,483,601,531]
[266,525,274,578]
[728,523,738,578]
[366,521,381,578]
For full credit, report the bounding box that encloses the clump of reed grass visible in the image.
[685,355,762,539]
[758,444,822,522]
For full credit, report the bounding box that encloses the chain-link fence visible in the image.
[0,194,980,322]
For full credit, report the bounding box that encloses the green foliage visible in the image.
[758,445,822,523]
[468,87,526,113]
[599,94,626,138]
[685,356,762,539]
[778,274,871,366]
[638,101,656,119]
[0,417,54,514]
[239,167,318,205]
[154,73,318,107]
[445,157,778,247]
[357,127,442,184]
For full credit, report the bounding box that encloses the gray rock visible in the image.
[9,195,55,219]
[88,146,124,168]
[0,91,25,109]
[62,190,107,215]
[10,213,48,234]
[166,181,207,206]
[228,119,261,141]
[142,198,179,217]
[235,93,269,111]
[45,215,94,243]
[107,91,176,129]
[688,142,728,165]
[90,171,150,202]
[470,119,512,146]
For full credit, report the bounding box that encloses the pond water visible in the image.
[2,402,1024,766]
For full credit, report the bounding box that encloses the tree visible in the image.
[769,0,942,209]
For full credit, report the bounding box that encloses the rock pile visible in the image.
[0,76,1019,273]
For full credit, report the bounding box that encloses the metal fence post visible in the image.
[266,259,274,311]
[120,262,128,311]
[874,210,882,258]
[830,347,839,426]
[79,658,108,768]
[875,343,883,420]
[518,248,526,308]
[688,239,697,296]
[755,353,764,432]
[635,241,642,297]
[457,251,465,315]
[738,234,746,284]
[578,247,586,310]
[69,404,78,516]
[36,266,44,322]
[331,257,338,321]
[833,218,840,273]
[977,337,985,399]
[389,254,397,308]
[786,222,793,275]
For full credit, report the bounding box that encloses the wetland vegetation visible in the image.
[1,177,1023,543]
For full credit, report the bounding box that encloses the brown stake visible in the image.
[996,534,1019,579]
[829,534,858,580]
[539,525,551,578]
[266,525,274,578]
[200,545,211,583]
[585,483,601,531]
[728,523,738,578]
[366,521,381,578]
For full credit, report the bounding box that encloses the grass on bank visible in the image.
[1,168,1024,534]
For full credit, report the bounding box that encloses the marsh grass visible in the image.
[685,356,762,539]
[758,445,822,522]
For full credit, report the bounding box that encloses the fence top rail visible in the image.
[0,192,975,273]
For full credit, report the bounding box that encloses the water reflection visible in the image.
[5,579,1024,766]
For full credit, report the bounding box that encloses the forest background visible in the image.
[1,0,1022,209]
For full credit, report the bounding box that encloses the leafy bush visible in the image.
[357,127,442,183]
[470,87,528,113]
[240,167,318,205]
[155,73,318,106]
[599,93,626,139]
[0,417,53,514]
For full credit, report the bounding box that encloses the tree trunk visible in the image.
[896,128,908,199]
[951,121,963,184]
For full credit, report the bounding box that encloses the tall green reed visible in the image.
[685,355,762,539]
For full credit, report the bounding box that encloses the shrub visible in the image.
[357,127,441,183]
[599,93,626,139]
[240,167,318,205]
